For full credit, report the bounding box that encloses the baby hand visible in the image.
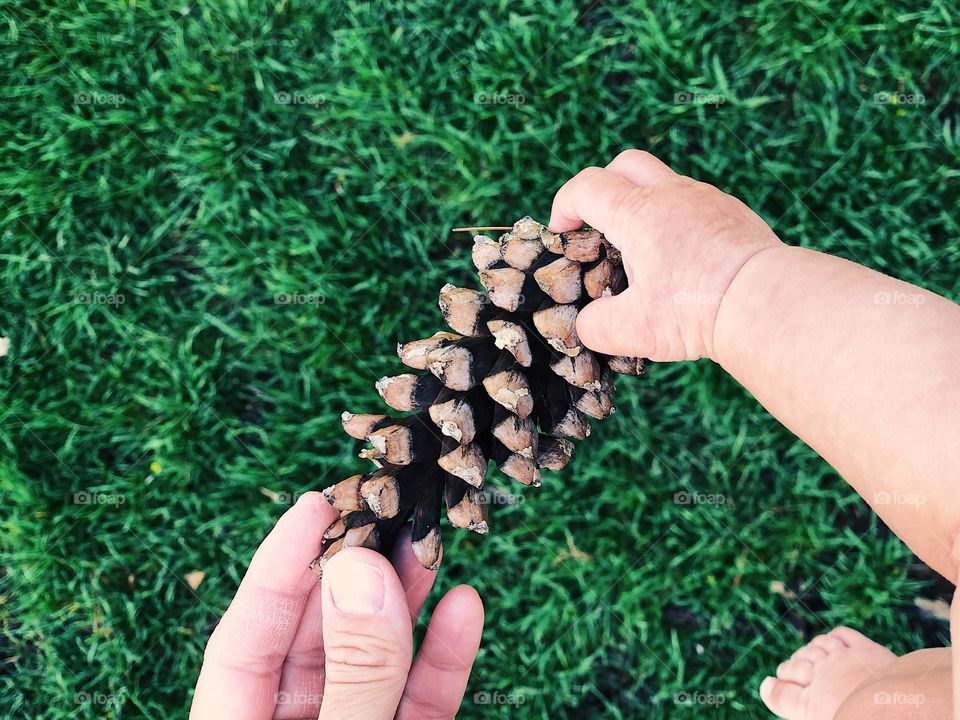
[550,150,783,361]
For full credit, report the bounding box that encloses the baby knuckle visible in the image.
[575,165,606,186]
[608,186,652,224]
[611,148,653,166]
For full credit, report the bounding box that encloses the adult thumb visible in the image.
[318,548,412,720]
[576,290,646,357]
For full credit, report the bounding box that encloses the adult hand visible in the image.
[190,492,484,719]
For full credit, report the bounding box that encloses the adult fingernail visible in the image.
[327,555,384,615]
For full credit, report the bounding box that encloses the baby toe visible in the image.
[792,644,828,664]
[810,634,845,655]
[828,626,870,648]
[760,676,807,720]
[776,657,815,686]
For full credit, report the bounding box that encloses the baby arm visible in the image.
[714,245,960,582]
[552,150,960,583]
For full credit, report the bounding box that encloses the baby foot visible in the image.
[759,626,897,720]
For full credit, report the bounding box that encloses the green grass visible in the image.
[1,0,957,717]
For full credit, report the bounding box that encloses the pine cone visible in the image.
[313,217,644,573]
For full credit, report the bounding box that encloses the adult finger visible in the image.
[274,582,325,719]
[318,548,413,720]
[391,525,441,627]
[395,585,485,720]
[548,166,649,238]
[605,148,677,188]
[190,492,338,720]
[276,526,443,716]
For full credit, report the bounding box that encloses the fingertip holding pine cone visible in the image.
[311,217,645,576]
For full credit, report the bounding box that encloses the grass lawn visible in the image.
[2,1,957,717]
